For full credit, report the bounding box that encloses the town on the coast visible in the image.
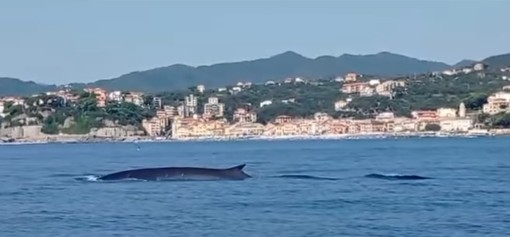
[2,61,510,143]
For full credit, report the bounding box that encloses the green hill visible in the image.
[0,77,57,97]
[6,51,510,96]
[482,53,510,68]
[80,51,449,92]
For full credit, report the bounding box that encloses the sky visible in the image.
[1,0,509,84]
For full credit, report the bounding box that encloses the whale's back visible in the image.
[98,164,251,181]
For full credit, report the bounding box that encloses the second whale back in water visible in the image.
[98,164,251,181]
[365,173,431,180]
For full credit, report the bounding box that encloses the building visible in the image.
[392,118,418,132]
[437,108,457,118]
[412,110,438,121]
[231,86,242,94]
[442,69,459,76]
[462,68,473,74]
[334,100,349,111]
[322,120,349,135]
[123,92,144,106]
[142,117,164,136]
[375,112,395,121]
[473,63,486,71]
[233,108,257,123]
[264,122,301,136]
[260,100,272,107]
[274,115,293,124]
[152,97,162,109]
[458,102,466,118]
[482,92,510,115]
[375,80,406,97]
[368,79,381,86]
[171,117,227,138]
[225,122,265,137]
[314,112,331,122]
[345,73,358,82]
[0,101,5,117]
[163,105,178,118]
[177,105,185,118]
[439,118,473,132]
[197,85,205,93]
[85,88,108,107]
[108,91,123,103]
[184,94,198,117]
[341,82,370,94]
[203,97,225,119]
[359,87,375,97]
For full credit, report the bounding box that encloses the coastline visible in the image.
[1,130,508,145]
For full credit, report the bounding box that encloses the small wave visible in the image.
[365,173,431,180]
[273,175,339,181]
[74,175,100,182]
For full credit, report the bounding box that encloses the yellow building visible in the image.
[142,117,164,136]
[437,108,457,118]
[171,118,227,138]
[225,122,265,137]
[264,122,300,136]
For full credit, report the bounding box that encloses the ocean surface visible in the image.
[1,137,509,237]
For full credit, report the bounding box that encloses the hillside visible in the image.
[453,59,477,68]
[482,53,510,69]
[7,51,510,96]
[0,77,57,97]
[80,51,450,93]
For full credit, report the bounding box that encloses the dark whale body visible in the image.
[365,173,431,180]
[98,164,251,181]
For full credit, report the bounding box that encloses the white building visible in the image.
[295,77,305,83]
[440,118,473,132]
[369,79,381,86]
[482,92,510,115]
[203,97,225,118]
[0,101,5,118]
[462,68,473,74]
[334,100,349,111]
[184,94,198,117]
[108,91,123,102]
[233,108,257,123]
[260,100,272,107]
[375,112,395,121]
[458,102,466,118]
[197,85,205,93]
[473,63,486,71]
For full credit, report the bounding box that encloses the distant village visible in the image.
[1,62,510,141]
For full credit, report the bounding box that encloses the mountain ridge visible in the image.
[2,51,510,96]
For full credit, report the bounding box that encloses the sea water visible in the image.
[1,137,509,236]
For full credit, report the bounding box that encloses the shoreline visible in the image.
[1,130,508,145]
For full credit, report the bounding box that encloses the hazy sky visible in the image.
[1,0,509,84]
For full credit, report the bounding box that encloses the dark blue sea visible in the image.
[1,137,509,237]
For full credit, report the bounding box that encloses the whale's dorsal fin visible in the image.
[227,164,246,170]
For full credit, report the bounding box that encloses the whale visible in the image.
[365,173,431,180]
[97,164,251,181]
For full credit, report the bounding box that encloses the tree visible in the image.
[488,113,510,128]
[463,93,488,110]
